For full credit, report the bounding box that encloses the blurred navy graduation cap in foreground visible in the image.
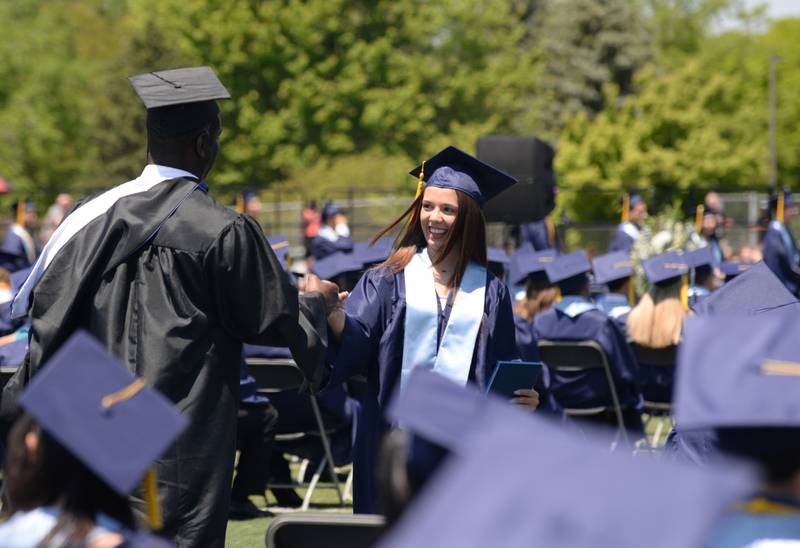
[409,146,517,208]
[381,369,755,548]
[18,330,188,497]
[267,235,291,271]
[675,315,800,431]
[692,261,799,316]
[312,251,363,282]
[354,238,393,267]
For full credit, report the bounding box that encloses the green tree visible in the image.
[555,19,800,222]
[133,0,542,192]
[534,0,652,139]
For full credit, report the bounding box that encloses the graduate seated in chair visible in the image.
[624,251,689,404]
[0,331,185,547]
[1,199,40,272]
[591,251,635,321]
[533,250,643,433]
[310,203,354,261]
[239,343,359,509]
[674,316,800,547]
[685,246,718,308]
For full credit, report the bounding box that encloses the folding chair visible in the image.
[246,357,344,511]
[537,339,629,448]
[629,342,677,447]
[0,366,17,391]
[265,513,385,548]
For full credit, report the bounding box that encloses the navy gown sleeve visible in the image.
[514,315,540,362]
[327,268,394,386]
[763,226,800,296]
[206,215,329,381]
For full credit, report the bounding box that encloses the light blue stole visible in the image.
[554,295,598,318]
[401,249,486,388]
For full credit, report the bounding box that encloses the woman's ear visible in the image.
[24,430,39,464]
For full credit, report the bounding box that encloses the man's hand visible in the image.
[305,274,340,315]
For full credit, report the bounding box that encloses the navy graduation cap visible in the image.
[409,146,517,208]
[354,238,393,266]
[508,246,556,287]
[719,261,755,282]
[267,234,291,271]
[675,315,800,430]
[311,251,363,281]
[692,261,799,316]
[544,250,590,286]
[487,247,510,266]
[684,246,714,270]
[129,66,231,138]
[381,372,755,548]
[591,251,634,285]
[18,330,188,497]
[642,251,688,284]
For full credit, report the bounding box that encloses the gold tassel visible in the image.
[555,286,562,302]
[694,205,704,233]
[415,161,426,199]
[680,274,689,311]
[15,199,25,227]
[235,192,245,214]
[621,193,629,223]
[778,191,785,224]
[143,468,162,530]
[627,276,635,305]
[545,216,555,246]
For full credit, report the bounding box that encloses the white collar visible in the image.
[142,164,199,182]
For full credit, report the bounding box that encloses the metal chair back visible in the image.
[245,357,345,510]
[537,339,628,446]
[265,514,385,548]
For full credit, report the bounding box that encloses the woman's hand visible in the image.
[327,291,349,343]
[511,388,540,411]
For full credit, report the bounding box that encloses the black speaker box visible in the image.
[476,136,556,223]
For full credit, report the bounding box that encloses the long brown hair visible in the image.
[373,188,487,290]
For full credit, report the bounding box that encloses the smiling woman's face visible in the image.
[420,186,459,255]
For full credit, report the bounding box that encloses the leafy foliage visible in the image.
[556,18,800,223]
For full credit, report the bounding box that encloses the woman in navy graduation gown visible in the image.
[325,147,538,513]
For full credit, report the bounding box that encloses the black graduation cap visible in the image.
[409,146,517,208]
[129,66,231,138]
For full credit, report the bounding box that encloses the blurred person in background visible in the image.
[302,200,321,257]
[38,193,73,244]
[626,252,688,404]
[762,188,800,297]
[311,202,354,260]
[608,193,647,254]
[2,199,39,271]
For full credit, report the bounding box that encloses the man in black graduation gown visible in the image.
[2,67,339,547]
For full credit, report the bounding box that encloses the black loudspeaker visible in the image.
[477,136,556,223]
